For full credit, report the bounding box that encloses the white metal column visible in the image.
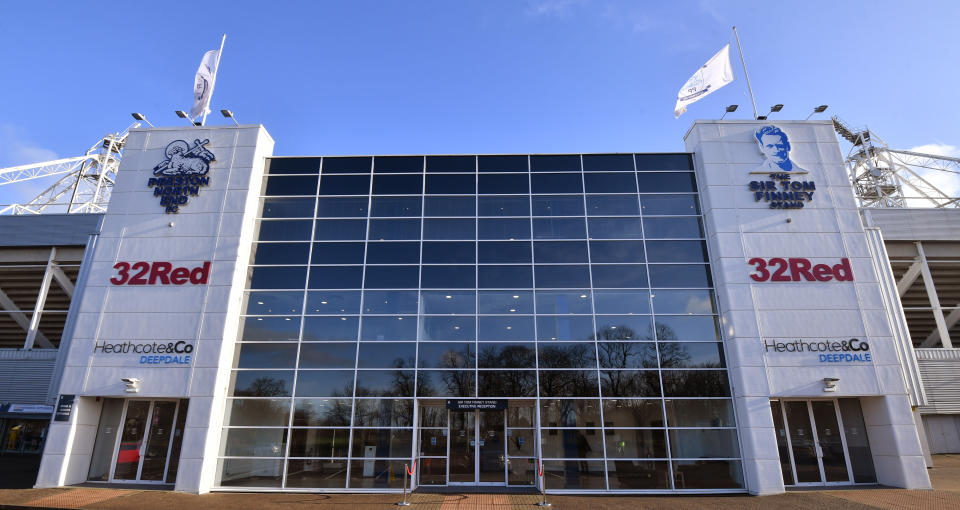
[916,242,953,348]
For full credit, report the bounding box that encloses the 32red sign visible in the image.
[748,257,853,282]
[110,261,211,285]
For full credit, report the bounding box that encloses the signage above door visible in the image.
[446,399,507,411]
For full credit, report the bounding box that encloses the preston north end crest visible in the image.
[153,139,215,176]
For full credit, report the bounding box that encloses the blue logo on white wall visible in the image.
[748,125,817,209]
[764,338,872,363]
[148,139,215,213]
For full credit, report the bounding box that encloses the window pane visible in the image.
[427,155,475,173]
[477,343,536,368]
[421,241,475,263]
[363,290,419,314]
[593,290,650,315]
[540,433,603,459]
[586,195,640,216]
[310,242,364,264]
[308,266,363,289]
[239,317,301,342]
[532,195,584,216]
[602,399,664,428]
[600,370,661,397]
[536,316,594,341]
[258,220,312,241]
[654,315,719,341]
[306,291,362,314]
[225,399,290,427]
[589,217,645,239]
[591,265,647,288]
[594,316,653,341]
[605,429,667,458]
[648,264,711,288]
[478,241,531,263]
[533,241,588,263]
[541,460,605,489]
[639,194,700,215]
[253,243,310,265]
[539,399,601,427]
[584,173,637,193]
[478,218,530,240]
[535,290,592,314]
[658,342,724,368]
[531,173,583,194]
[597,342,658,368]
[669,430,739,459]
[643,217,703,238]
[583,154,634,172]
[268,157,321,174]
[373,175,422,194]
[218,459,282,487]
[538,343,597,368]
[426,174,475,194]
[421,266,475,288]
[322,156,371,174]
[294,370,355,397]
[607,460,669,489]
[672,460,743,489]
[261,197,315,218]
[478,290,534,314]
[533,218,586,239]
[538,370,599,397]
[220,429,287,457]
[479,265,532,288]
[360,316,418,340]
[534,265,590,288]
[425,196,475,216]
[289,429,350,458]
[363,266,419,288]
[374,155,422,173]
[235,343,298,368]
[353,399,414,427]
[264,175,319,196]
[479,155,528,172]
[369,219,421,240]
[479,174,529,194]
[651,289,716,314]
[420,291,476,314]
[661,371,730,397]
[531,155,580,172]
[645,240,708,263]
[318,175,370,195]
[636,172,696,192]
[478,196,530,216]
[423,219,475,240]
[294,399,353,426]
[354,370,415,397]
[478,316,535,341]
[302,317,359,341]
[635,154,692,171]
[417,371,475,397]
[588,241,645,263]
[245,291,303,315]
[478,371,536,397]
[357,342,416,368]
[665,399,735,427]
[418,342,476,368]
[351,429,412,458]
[299,343,357,368]
[366,242,420,264]
[420,316,476,341]
[370,196,421,217]
[317,197,369,217]
[315,219,367,240]
[230,370,294,397]
[250,267,307,289]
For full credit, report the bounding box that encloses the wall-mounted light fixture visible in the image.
[823,377,839,392]
[121,377,141,393]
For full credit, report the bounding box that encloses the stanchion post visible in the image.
[537,459,551,507]
[397,460,415,506]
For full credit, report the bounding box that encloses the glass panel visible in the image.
[264,175,318,196]
[593,290,650,314]
[357,342,416,368]
[478,316,535,341]
[420,291,476,314]
[668,429,739,458]
[317,197,369,217]
[423,219,475,240]
[425,196,475,216]
[584,173,637,193]
[651,289,716,314]
[508,458,536,485]
[507,405,535,428]
[217,458,283,487]
[671,460,743,489]
[665,399,735,428]
[660,371,729,397]
[534,265,590,288]
[639,194,700,215]
[418,342,476,368]
[636,173,697,192]
[602,399,664,428]
[478,218,531,240]
[478,411,506,482]
[532,195,585,216]
[419,429,447,456]
[366,242,420,264]
[302,316,359,341]
[299,343,358,368]
[321,156,371,174]
[421,266,475,288]
[478,241,531,263]
[87,398,124,481]
[374,155,423,174]
[583,154,634,172]
[290,428,350,457]
[349,460,407,488]
[422,241,474,263]
[370,196,421,217]
[589,241,645,263]
[478,290,533,314]
[306,291,362,314]
[417,370,476,397]
[784,401,820,483]
[531,155,581,172]
[286,459,347,488]
[811,401,849,483]
[308,266,363,289]
[360,316,417,341]
[538,343,597,368]
[310,242,366,264]
[425,174,475,194]
[354,370,416,397]
[220,428,287,457]
[541,430,602,458]
[635,154,692,171]
[113,401,150,478]
[542,460,606,489]
[372,175,422,194]
[658,342,725,368]
[770,401,795,485]
[478,174,529,194]
[643,217,703,239]
[478,371,536,397]
[369,219,421,240]
[605,429,666,458]
[353,399,413,427]
[295,371,356,397]
[540,399,601,428]
[594,316,654,341]
[533,218,586,239]
[363,290,419,314]
[268,157,321,174]
[646,240,708,263]
[449,411,476,483]
[225,399,290,426]
[314,219,367,240]
[230,370,294,397]
[235,343,298,369]
[597,342,658,368]
[239,317,300,342]
[507,429,536,456]
[318,175,370,195]
[420,317,476,341]
[478,196,530,216]
[538,370,600,398]
[607,460,669,489]
[533,241,588,263]
[252,243,310,264]
[165,400,188,484]
[420,406,448,427]
[477,343,536,368]
[479,155,528,172]
[591,265,648,288]
[838,398,876,484]
[258,220,313,241]
[294,399,353,427]
[600,370,661,397]
[586,194,640,215]
[427,155,475,173]
[654,316,719,341]
[588,218,644,239]
[536,290,592,314]
[249,267,307,289]
[350,429,412,458]
[531,173,583,193]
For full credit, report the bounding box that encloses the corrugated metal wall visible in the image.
[916,349,960,414]
[0,349,56,404]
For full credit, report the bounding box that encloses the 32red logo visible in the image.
[110,261,211,285]
[748,257,853,282]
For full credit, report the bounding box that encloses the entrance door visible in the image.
[447,410,506,485]
[109,400,185,483]
[771,400,854,486]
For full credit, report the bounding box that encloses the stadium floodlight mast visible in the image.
[175,110,201,127]
[755,104,783,121]
[130,113,154,128]
[221,109,240,126]
[720,104,738,120]
[806,105,829,120]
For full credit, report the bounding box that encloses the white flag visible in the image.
[190,49,220,120]
[674,44,734,118]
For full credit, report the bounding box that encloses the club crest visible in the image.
[147,139,215,213]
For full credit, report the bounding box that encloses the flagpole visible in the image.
[201,34,226,127]
[732,26,758,120]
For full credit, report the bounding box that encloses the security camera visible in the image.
[121,378,141,393]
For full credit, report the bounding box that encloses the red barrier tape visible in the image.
[537,460,543,477]
[406,460,416,476]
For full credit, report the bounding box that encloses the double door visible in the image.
[771,400,853,486]
[449,410,506,485]
[89,399,187,484]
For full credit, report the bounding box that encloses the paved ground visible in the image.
[2,455,960,510]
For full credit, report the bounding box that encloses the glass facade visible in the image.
[217,153,743,491]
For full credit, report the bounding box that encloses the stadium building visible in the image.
[1,119,950,494]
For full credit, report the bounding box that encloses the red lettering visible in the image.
[170,267,190,285]
[149,262,172,284]
[748,257,855,283]
[812,264,833,282]
[789,258,814,281]
[833,258,854,281]
[190,261,211,284]
[128,262,150,285]
[769,258,791,281]
[109,261,211,285]
[748,258,769,282]
[110,262,131,285]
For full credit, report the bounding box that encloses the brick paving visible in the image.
[3,455,959,510]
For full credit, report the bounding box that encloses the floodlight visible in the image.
[806,105,829,120]
[130,113,154,127]
[221,109,240,126]
[720,104,738,120]
[770,104,784,113]
[175,110,189,118]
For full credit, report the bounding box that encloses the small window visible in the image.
[321,156,371,174]
[635,154,693,171]
[371,196,421,217]
[478,196,530,216]
[425,196,475,216]
[366,242,420,264]
[268,157,321,174]
[427,155,475,173]
[531,173,583,194]
[478,241,531,263]
[318,175,370,195]
[373,174,423,194]
[532,195,584,216]
[264,175,319,196]
[310,242,364,264]
[426,174,475,194]
[422,241,475,263]
[374,155,423,173]
[636,172,697,193]
[531,155,580,172]
[478,174,529,194]
[479,155,528,172]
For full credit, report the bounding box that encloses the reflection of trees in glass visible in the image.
[597,342,656,369]
[603,399,664,428]
[478,371,535,397]
[478,344,534,368]
[437,345,474,369]
[293,399,352,427]
[538,344,595,368]
[539,370,597,397]
[441,371,475,397]
[353,399,414,428]
[236,376,289,397]
[600,370,660,397]
[592,325,648,342]
[541,399,600,427]
[655,343,692,368]
[390,355,416,369]
[355,370,415,398]
[662,371,730,397]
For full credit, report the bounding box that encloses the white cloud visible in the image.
[525,0,586,17]
[0,124,61,207]
[897,143,960,204]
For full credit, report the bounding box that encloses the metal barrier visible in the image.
[397,460,416,506]
[537,459,551,507]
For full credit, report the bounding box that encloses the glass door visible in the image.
[477,411,505,484]
[774,400,854,486]
[449,411,475,483]
[445,410,507,485]
[109,400,184,483]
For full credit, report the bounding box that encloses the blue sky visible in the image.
[1,1,958,203]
